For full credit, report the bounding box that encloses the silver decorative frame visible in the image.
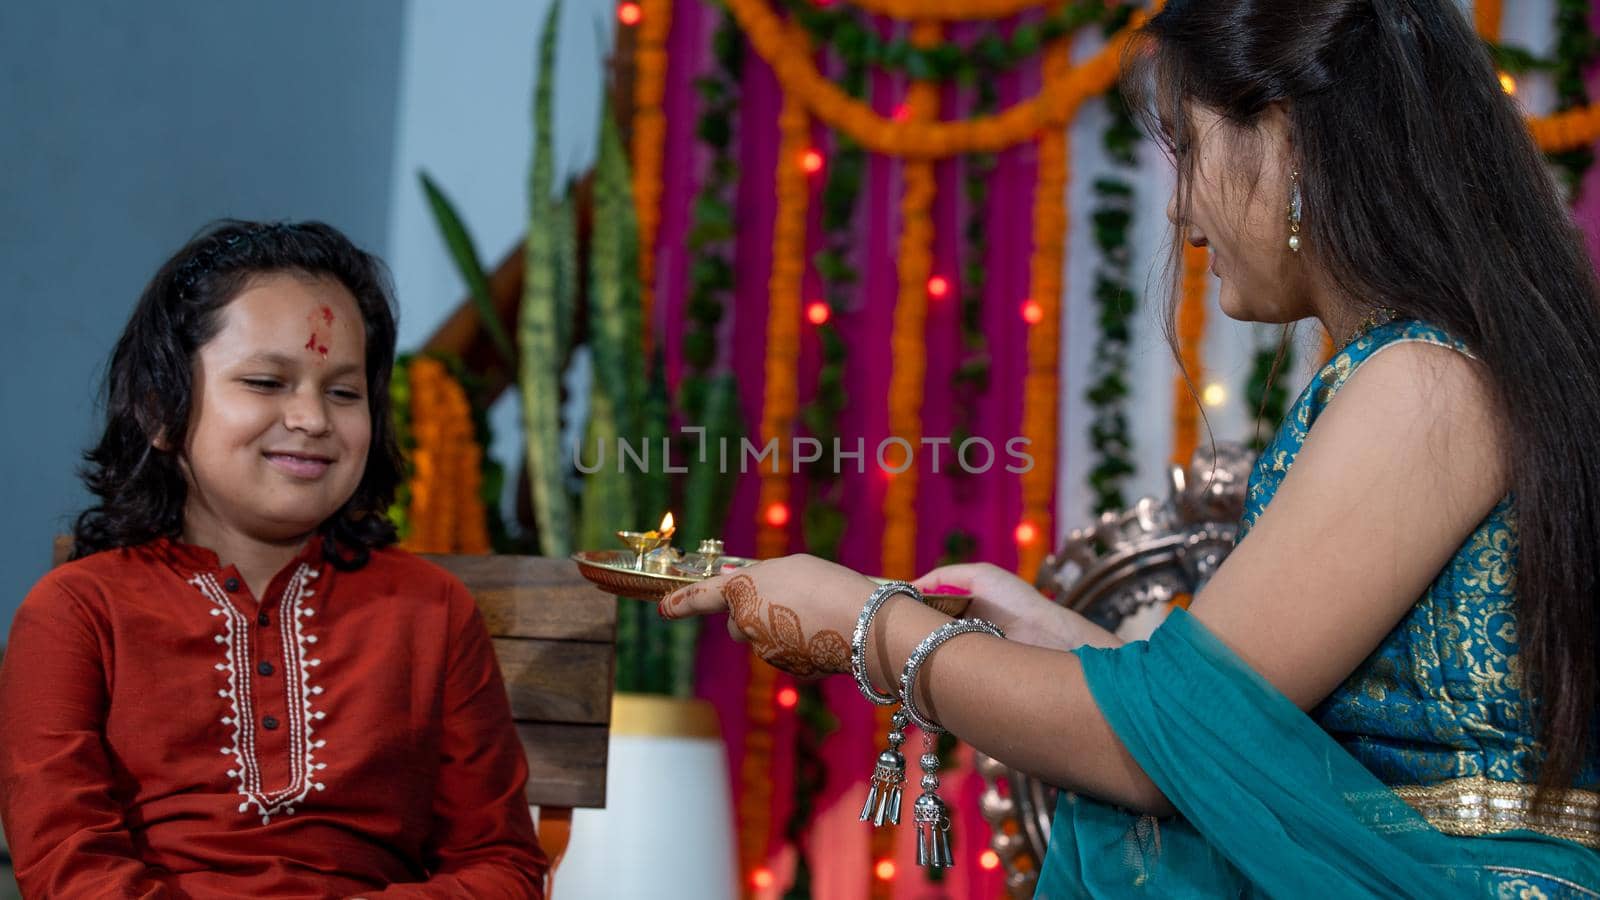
[977,443,1255,897]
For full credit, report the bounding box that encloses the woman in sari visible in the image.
[665,0,1600,895]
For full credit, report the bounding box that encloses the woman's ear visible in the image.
[1263,102,1295,157]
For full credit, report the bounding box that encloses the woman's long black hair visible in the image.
[1130,0,1600,797]
[73,220,404,569]
[1132,0,1600,794]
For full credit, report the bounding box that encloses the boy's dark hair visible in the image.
[73,219,404,569]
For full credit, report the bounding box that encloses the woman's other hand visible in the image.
[912,563,1120,650]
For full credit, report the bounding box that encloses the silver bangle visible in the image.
[899,619,1005,733]
[852,581,923,705]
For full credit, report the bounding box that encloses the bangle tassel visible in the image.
[859,710,908,826]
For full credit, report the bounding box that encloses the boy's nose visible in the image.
[284,392,332,436]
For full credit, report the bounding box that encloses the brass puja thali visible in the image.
[571,533,973,618]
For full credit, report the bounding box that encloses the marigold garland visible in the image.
[1475,0,1503,42]
[633,0,671,356]
[1171,243,1209,466]
[719,0,1600,160]
[724,0,1140,158]
[880,19,944,585]
[842,0,1050,20]
[873,22,943,898]
[756,32,811,563]
[1017,29,1071,584]
[743,23,813,897]
[399,356,491,555]
[1530,105,1600,154]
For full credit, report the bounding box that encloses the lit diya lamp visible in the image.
[617,511,676,570]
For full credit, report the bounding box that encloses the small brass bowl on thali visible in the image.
[569,550,973,617]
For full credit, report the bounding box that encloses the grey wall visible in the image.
[0,2,406,637]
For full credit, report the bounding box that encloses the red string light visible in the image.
[617,2,642,25]
[1014,520,1040,546]
[765,503,791,527]
[751,867,775,889]
[979,849,1001,870]
[806,301,830,325]
[873,859,896,881]
[1021,298,1044,324]
[927,275,950,298]
[776,686,799,708]
[800,149,824,174]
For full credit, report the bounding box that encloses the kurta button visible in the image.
[223,577,241,592]
[257,612,270,627]
[262,716,279,730]
[257,661,274,677]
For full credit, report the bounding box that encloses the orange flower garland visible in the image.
[633,0,672,355]
[1170,243,1209,466]
[1474,0,1503,42]
[756,27,811,563]
[842,0,1049,20]
[743,24,812,897]
[724,0,1141,158]
[399,357,491,555]
[874,23,942,898]
[716,0,1600,162]
[879,20,944,585]
[1017,34,1072,584]
[1530,105,1600,154]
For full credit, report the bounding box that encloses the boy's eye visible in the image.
[242,377,283,390]
[329,387,364,402]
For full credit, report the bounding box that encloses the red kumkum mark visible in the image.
[305,311,330,360]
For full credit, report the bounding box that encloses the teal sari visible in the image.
[1035,609,1600,897]
[1036,321,1600,898]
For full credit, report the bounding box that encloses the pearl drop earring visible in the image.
[1287,170,1303,253]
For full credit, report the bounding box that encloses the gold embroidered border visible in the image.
[1392,775,1600,850]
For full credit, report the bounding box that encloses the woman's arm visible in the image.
[0,579,171,897]
[360,580,547,899]
[870,342,1508,813]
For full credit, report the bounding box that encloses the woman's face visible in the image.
[179,272,371,546]
[1168,104,1316,325]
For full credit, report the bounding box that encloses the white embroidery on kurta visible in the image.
[191,565,328,824]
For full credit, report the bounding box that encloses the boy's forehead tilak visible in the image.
[305,306,331,360]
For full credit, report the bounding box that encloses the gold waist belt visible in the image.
[1392,775,1600,849]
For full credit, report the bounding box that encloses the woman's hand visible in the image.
[661,554,880,677]
[912,563,1120,650]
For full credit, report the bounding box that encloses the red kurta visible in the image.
[0,537,546,898]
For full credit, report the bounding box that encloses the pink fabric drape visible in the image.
[1571,3,1600,262]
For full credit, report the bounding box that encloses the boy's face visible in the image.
[180,272,371,546]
